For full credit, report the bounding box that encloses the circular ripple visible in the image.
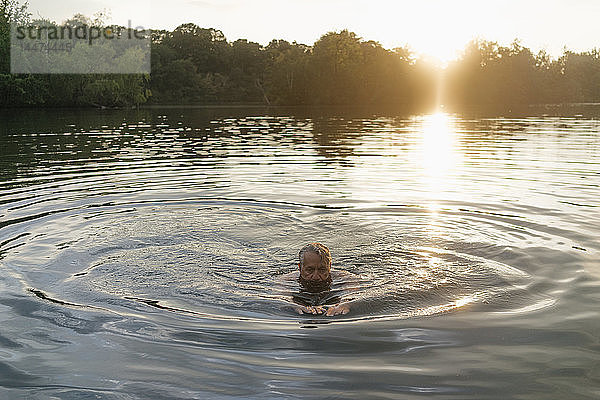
[1,199,548,322]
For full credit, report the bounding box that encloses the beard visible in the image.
[298,275,332,293]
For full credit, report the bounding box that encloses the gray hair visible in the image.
[298,243,331,269]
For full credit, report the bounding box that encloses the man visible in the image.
[294,242,350,316]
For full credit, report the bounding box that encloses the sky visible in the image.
[25,0,600,62]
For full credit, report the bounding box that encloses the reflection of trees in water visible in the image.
[0,108,149,186]
[305,106,416,164]
[3,106,597,188]
[454,114,584,162]
[0,107,252,185]
[310,117,360,163]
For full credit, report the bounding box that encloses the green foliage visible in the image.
[80,79,121,106]
[262,31,429,107]
[0,73,46,104]
[151,58,204,103]
[162,23,229,73]
[5,1,600,109]
[78,75,149,107]
[264,40,311,104]
[1,0,31,73]
[0,1,151,107]
[445,39,561,107]
[560,50,600,102]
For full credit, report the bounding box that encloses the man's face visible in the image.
[299,251,330,283]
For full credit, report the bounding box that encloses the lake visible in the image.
[0,106,599,399]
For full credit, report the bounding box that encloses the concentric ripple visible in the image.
[1,196,555,324]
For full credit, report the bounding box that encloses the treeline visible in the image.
[0,1,149,107]
[3,0,600,108]
[150,25,435,108]
[444,40,600,107]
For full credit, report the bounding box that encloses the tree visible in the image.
[1,0,31,73]
[310,30,363,104]
[163,23,230,73]
[264,40,311,104]
[561,50,600,102]
[227,39,269,102]
[444,39,539,107]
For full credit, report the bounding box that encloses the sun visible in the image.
[370,1,490,66]
[415,39,464,66]
[409,19,472,66]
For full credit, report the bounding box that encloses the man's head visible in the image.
[298,243,332,292]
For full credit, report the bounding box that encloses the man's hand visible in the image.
[294,303,350,316]
[295,305,327,315]
[325,303,350,316]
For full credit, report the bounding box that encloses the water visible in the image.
[1,106,599,399]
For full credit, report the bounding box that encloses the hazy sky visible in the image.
[26,0,600,62]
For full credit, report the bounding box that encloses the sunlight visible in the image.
[454,295,476,308]
[420,112,457,182]
[416,40,463,67]
[418,112,461,221]
[390,1,480,66]
[420,293,479,316]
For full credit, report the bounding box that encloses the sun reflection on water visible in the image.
[338,111,463,209]
[420,112,460,186]
[418,112,462,241]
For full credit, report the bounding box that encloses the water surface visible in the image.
[0,106,599,399]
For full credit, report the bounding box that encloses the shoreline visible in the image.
[4,102,600,110]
